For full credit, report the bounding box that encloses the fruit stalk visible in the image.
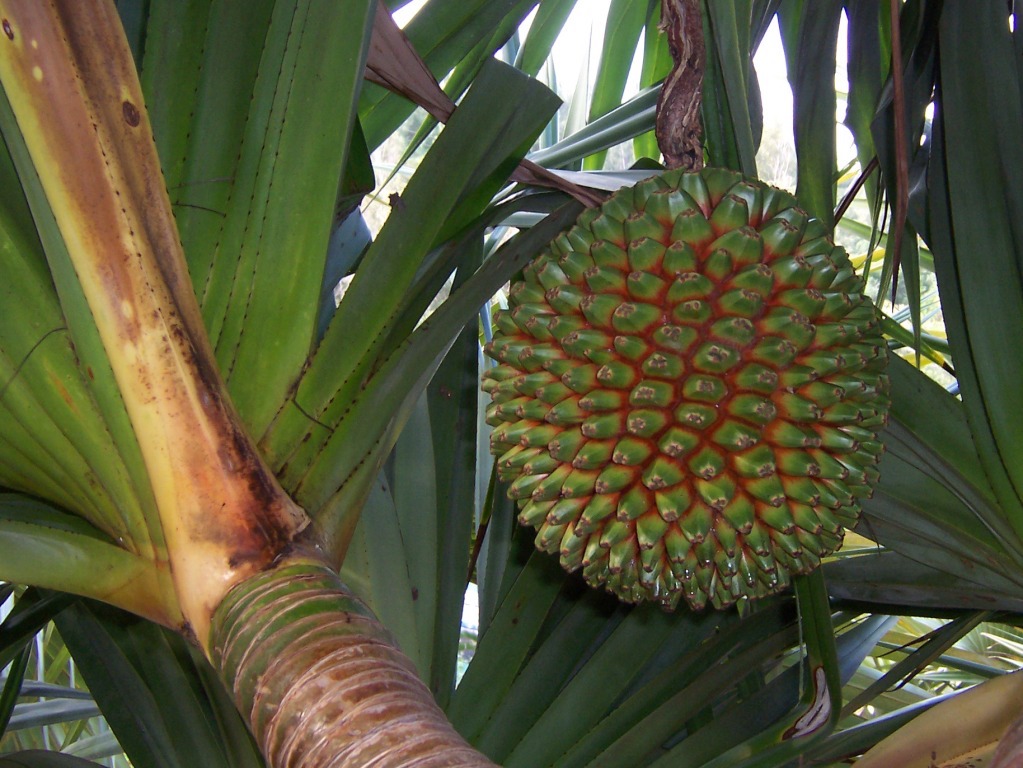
[656,0,705,170]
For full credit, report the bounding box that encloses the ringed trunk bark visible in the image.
[210,556,498,768]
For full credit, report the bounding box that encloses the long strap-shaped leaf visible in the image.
[0,495,174,624]
[650,572,842,768]
[777,0,843,227]
[925,2,1023,542]
[0,1,306,647]
[54,599,265,768]
[583,0,648,170]
[0,752,107,768]
[0,101,161,570]
[260,59,565,559]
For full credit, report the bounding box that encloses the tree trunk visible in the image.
[211,555,497,768]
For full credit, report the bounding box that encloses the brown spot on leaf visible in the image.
[122,100,140,127]
[51,376,77,414]
[2,19,13,40]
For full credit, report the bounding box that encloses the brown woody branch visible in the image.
[655,0,705,170]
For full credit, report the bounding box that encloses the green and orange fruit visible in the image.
[482,167,889,610]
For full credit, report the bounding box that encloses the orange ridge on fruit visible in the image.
[483,167,890,611]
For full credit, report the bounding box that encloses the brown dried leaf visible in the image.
[364,6,606,208]
[364,3,454,122]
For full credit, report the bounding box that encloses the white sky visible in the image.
[390,2,855,185]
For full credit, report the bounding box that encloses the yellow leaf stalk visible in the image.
[0,1,307,648]
[0,4,498,765]
[856,670,1023,768]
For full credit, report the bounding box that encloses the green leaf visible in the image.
[55,601,265,768]
[863,450,1021,592]
[870,0,939,310]
[0,752,107,768]
[388,396,442,673]
[425,258,485,706]
[262,59,562,527]
[501,602,706,767]
[304,199,580,560]
[841,612,989,718]
[315,210,372,343]
[585,601,799,767]
[777,0,843,226]
[0,495,174,625]
[141,0,273,290]
[478,594,638,762]
[448,551,566,744]
[827,551,1023,613]
[584,0,649,170]
[11,682,93,702]
[476,472,519,634]
[655,574,842,768]
[861,357,1023,583]
[339,464,426,675]
[515,0,580,77]
[531,85,659,169]
[0,589,74,671]
[843,0,886,208]
[5,701,101,733]
[921,1,1023,542]
[61,731,125,761]
[114,0,148,67]
[704,1,758,176]
[168,1,376,436]
[897,227,923,358]
[0,643,30,736]
[0,129,157,555]
[633,0,672,160]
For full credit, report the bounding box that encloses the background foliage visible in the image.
[2,0,1023,766]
